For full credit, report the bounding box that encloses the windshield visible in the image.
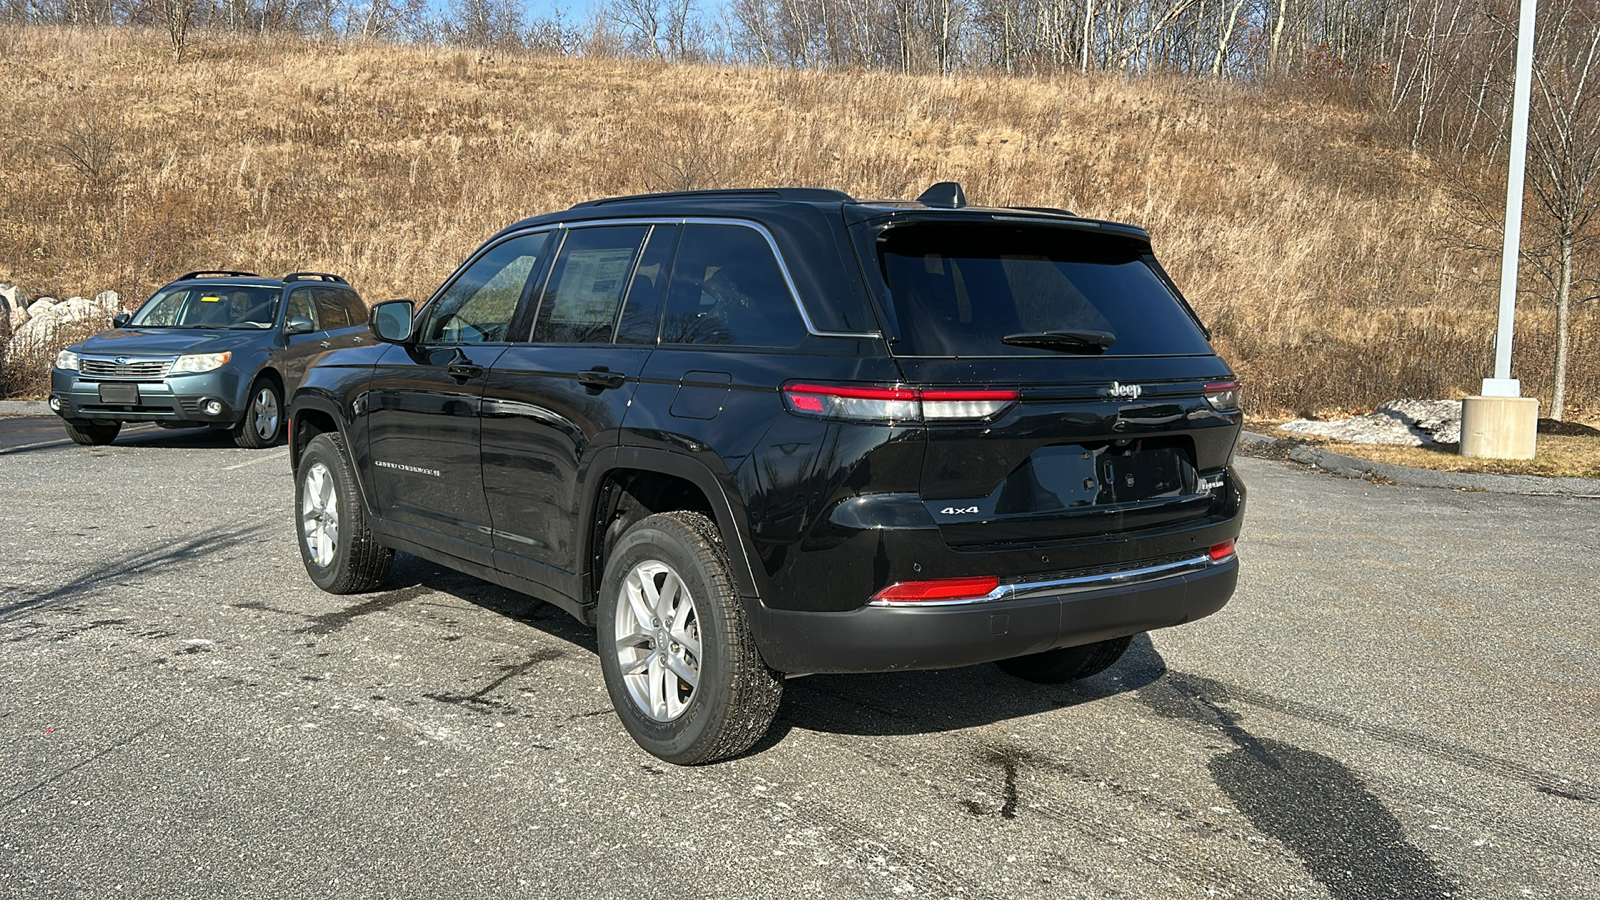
[876,223,1213,357]
[129,286,281,329]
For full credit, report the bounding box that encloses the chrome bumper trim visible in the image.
[868,552,1232,607]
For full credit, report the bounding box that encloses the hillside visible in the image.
[1,26,1592,415]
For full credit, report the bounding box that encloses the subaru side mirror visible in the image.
[286,316,316,335]
[371,299,415,344]
[112,312,131,328]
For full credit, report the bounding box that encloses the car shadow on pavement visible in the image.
[379,552,599,654]
[768,633,1169,742]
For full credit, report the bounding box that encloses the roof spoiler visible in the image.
[916,182,967,208]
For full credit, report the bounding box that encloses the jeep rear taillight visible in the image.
[782,383,1017,423]
[1204,381,1241,411]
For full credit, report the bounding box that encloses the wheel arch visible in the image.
[581,447,764,618]
[290,393,376,516]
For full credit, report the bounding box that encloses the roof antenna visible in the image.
[916,182,966,208]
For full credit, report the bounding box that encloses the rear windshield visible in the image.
[876,223,1212,357]
[131,285,280,329]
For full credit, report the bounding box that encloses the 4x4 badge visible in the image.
[1108,382,1143,399]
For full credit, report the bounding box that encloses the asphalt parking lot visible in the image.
[1,415,1596,899]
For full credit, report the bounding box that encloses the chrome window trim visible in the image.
[555,216,882,340]
[867,552,1232,607]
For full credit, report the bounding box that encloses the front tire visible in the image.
[64,419,120,446]
[597,511,782,765]
[233,379,283,449]
[295,432,393,593]
[997,635,1134,684]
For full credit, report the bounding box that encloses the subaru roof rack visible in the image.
[282,272,349,284]
[177,270,260,280]
[571,187,856,209]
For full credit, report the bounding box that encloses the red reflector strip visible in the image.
[871,576,1001,602]
[1209,540,1236,561]
[785,383,917,401]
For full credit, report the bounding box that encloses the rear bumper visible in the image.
[748,554,1238,674]
[50,369,245,425]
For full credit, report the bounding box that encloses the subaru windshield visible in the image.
[129,286,281,329]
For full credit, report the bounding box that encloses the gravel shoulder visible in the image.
[2,421,1596,899]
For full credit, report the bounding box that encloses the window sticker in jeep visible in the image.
[548,248,634,325]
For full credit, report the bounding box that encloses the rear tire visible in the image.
[597,511,782,765]
[295,432,393,593]
[64,419,120,446]
[997,635,1134,684]
[233,379,283,449]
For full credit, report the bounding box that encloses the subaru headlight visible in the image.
[170,351,233,374]
[55,350,80,371]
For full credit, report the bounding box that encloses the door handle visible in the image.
[577,369,626,390]
[319,340,332,349]
[448,363,484,381]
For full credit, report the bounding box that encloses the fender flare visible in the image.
[288,391,377,518]
[580,445,763,602]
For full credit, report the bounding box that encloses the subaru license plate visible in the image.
[97,383,139,405]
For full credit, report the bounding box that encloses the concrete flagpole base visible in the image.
[1460,396,1540,460]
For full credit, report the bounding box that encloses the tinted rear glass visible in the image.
[661,224,806,348]
[877,223,1212,357]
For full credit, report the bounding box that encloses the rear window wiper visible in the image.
[1000,330,1116,353]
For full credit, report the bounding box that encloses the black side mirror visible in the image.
[286,316,316,335]
[111,312,131,328]
[371,299,415,344]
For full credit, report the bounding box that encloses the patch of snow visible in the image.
[1279,399,1462,446]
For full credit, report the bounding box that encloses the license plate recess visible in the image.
[97,383,139,405]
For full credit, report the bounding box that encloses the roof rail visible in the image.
[1007,206,1077,217]
[282,272,349,284]
[177,270,260,280]
[571,187,855,209]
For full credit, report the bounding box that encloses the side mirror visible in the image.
[370,299,415,344]
[286,316,316,335]
[112,312,131,328]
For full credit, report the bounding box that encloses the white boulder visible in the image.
[4,310,61,364]
[27,297,57,320]
[62,296,93,322]
[93,290,121,316]
[0,284,28,332]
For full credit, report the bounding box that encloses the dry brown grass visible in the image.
[2,26,1596,415]
[1270,429,1600,479]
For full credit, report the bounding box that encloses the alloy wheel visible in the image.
[252,388,280,440]
[613,560,702,722]
[300,461,339,568]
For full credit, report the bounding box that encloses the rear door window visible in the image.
[313,289,352,330]
[661,224,805,347]
[531,225,650,344]
[876,223,1212,357]
[339,291,368,326]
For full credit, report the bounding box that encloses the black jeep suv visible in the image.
[287,184,1245,764]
